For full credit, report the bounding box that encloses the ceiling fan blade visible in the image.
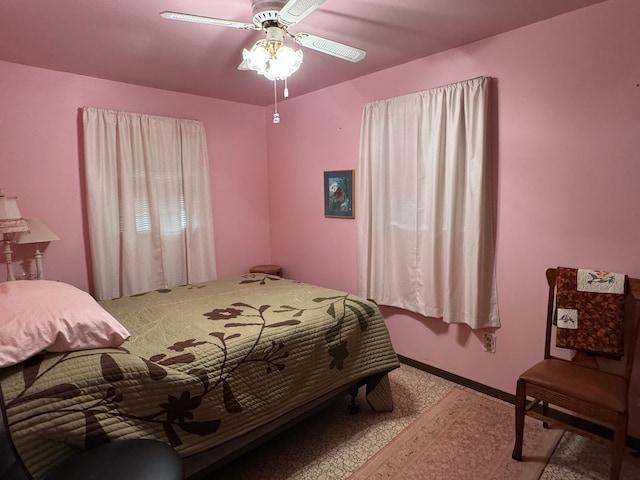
[294,33,366,62]
[160,11,258,30]
[278,0,327,27]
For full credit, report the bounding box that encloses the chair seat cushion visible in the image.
[520,358,628,413]
[44,439,183,480]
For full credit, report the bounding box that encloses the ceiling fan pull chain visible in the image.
[273,79,280,124]
[284,77,289,98]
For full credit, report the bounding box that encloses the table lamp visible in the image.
[15,218,60,280]
[0,190,30,281]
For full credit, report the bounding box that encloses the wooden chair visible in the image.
[512,268,640,480]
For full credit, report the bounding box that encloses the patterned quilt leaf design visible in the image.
[84,411,109,449]
[179,419,222,436]
[22,355,43,390]
[265,320,301,328]
[157,390,221,443]
[169,340,208,351]
[239,275,281,286]
[188,368,210,391]
[156,353,196,366]
[100,354,124,382]
[276,294,372,371]
[328,341,349,370]
[256,340,290,373]
[204,307,243,321]
[142,358,168,380]
[160,391,201,423]
[163,422,181,447]
[346,304,369,331]
[8,383,82,407]
[222,380,243,413]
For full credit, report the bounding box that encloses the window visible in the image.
[357,77,499,329]
[83,107,217,300]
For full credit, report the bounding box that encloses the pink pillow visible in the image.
[0,280,130,368]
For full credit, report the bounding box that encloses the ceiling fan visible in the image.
[160,0,367,79]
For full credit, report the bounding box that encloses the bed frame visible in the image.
[0,374,388,480]
[0,276,398,479]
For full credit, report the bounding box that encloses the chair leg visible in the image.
[610,416,627,480]
[512,378,526,461]
[542,400,550,429]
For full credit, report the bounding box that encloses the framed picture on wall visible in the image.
[324,170,354,218]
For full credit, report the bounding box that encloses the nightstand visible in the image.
[249,264,283,277]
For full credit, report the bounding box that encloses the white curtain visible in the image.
[83,107,217,300]
[357,76,499,329]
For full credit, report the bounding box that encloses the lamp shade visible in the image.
[15,218,60,244]
[0,191,29,234]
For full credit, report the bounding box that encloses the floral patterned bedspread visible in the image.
[0,275,399,479]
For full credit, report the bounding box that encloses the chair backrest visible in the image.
[543,267,640,383]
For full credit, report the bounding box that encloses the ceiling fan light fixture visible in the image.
[243,41,270,72]
[267,45,303,80]
[242,29,303,81]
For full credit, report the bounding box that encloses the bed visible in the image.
[0,274,399,479]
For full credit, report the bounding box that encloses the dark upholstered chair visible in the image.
[512,268,640,480]
[44,439,183,480]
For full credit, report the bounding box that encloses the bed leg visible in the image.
[348,388,360,415]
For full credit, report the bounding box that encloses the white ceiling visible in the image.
[0,0,605,106]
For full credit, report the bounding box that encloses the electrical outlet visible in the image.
[482,332,496,353]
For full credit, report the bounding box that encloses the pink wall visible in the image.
[0,61,271,292]
[2,0,639,437]
[268,0,640,434]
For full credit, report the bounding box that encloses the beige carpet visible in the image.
[349,387,563,479]
[203,365,640,479]
[206,365,567,480]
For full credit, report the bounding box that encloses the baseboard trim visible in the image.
[397,355,640,452]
